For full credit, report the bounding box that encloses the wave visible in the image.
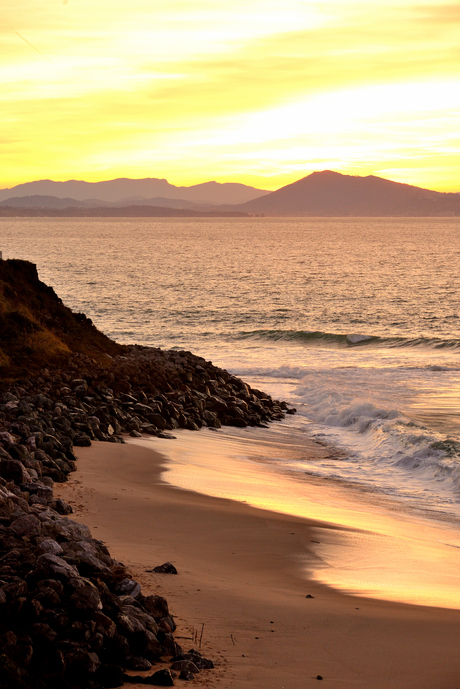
[234,329,460,350]
[290,385,460,507]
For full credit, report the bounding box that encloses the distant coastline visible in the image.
[0,206,250,218]
[0,207,455,218]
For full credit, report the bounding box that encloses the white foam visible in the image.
[346,333,374,344]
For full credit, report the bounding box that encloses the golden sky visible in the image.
[1,0,459,191]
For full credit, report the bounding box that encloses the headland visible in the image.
[0,258,293,688]
[1,257,460,689]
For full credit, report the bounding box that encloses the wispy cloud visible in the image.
[1,0,459,189]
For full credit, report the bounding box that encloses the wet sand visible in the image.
[57,439,460,689]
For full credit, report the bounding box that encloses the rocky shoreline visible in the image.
[0,343,295,688]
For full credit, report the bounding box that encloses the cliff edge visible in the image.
[0,259,124,376]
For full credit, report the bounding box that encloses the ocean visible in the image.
[2,215,460,525]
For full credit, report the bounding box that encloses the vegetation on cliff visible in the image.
[0,259,124,376]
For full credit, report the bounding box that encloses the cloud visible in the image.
[1,0,459,189]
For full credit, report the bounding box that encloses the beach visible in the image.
[57,437,460,689]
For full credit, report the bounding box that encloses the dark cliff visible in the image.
[0,259,124,376]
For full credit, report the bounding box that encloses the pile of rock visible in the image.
[0,474,186,688]
[0,345,295,458]
[0,460,217,688]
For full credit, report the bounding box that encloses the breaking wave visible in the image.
[233,329,460,350]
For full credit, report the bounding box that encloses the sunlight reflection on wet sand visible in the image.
[131,429,460,610]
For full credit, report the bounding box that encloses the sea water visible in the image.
[2,216,460,524]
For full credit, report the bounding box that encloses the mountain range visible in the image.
[0,178,268,207]
[0,171,459,216]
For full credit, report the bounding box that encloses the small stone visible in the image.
[53,498,73,515]
[144,668,175,685]
[170,660,199,673]
[150,562,178,574]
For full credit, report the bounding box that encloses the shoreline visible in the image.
[58,438,460,689]
[141,426,460,610]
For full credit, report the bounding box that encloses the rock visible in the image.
[44,516,92,542]
[149,414,166,430]
[179,667,196,680]
[31,621,58,644]
[32,553,80,581]
[157,615,176,633]
[114,578,142,598]
[150,562,178,575]
[10,514,42,538]
[66,540,111,574]
[0,458,31,483]
[158,630,181,657]
[125,656,152,671]
[0,496,16,519]
[145,669,175,686]
[66,648,101,677]
[73,433,92,446]
[173,649,214,669]
[68,577,103,611]
[170,659,199,673]
[53,498,73,514]
[38,538,64,556]
[31,584,62,608]
[122,605,159,634]
[96,663,125,688]
[141,629,163,661]
[142,425,159,435]
[139,594,169,619]
[93,611,118,638]
[117,611,146,636]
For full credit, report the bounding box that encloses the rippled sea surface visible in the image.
[2,216,460,521]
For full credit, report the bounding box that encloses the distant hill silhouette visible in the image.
[0,178,268,206]
[2,172,458,217]
[0,195,214,211]
[0,195,109,209]
[235,171,460,216]
[0,204,249,218]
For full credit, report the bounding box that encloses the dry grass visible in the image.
[24,330,71,360]
[0,349,10,367]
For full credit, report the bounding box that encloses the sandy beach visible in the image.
[57,438,460,689]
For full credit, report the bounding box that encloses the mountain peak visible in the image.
[238,170,459,216]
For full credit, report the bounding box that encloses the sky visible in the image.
[1,0,459,191]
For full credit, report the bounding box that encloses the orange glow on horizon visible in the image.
[1,0,459,192]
